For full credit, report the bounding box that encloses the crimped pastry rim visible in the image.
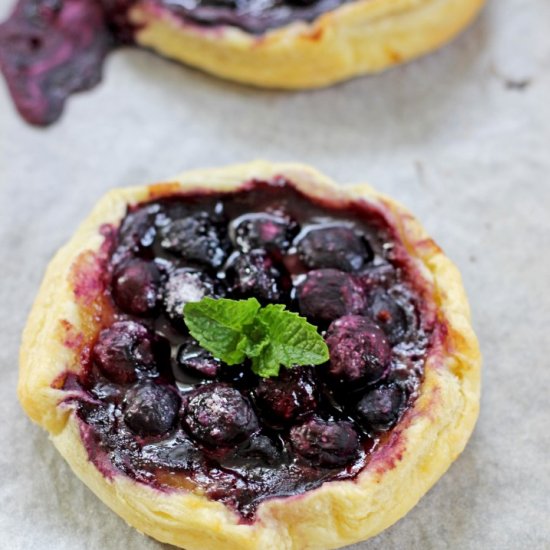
[131,0,486,89]
[19,161,481,550]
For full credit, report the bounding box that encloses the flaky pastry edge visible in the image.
[19,160,481,550]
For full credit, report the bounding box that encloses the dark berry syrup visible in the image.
[0,0,134,125]
[59,178,439,521]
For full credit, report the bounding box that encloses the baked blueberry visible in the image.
[290,417,359,468]
[368,289,409,344]
[112,259,160,316]
[117,205,159,255]
[297,225,371,272]
[326,315,391,385]
[356,385,403,432]
[254,367,317,422]
[226,250,289,302]
[79,403,117,439]
[297,268,366,322]
[176,339,221,379]
[183,383,259,447]
[163,269,217,324]
[159,213,227,268]
[92,321,161,384]
[124,382,181,437]
[230,213,295,253]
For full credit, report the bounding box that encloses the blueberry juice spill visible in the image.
[59,179,437,520]
[0,0,125,125]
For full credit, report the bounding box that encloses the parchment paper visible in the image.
[1,1,549,548]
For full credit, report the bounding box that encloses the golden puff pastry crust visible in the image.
[132,0,486,89]
[19,161,481,550]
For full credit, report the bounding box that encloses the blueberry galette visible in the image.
[0,0,485,125]
[19,161,481,549]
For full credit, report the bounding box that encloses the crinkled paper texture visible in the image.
[0,0,548,548]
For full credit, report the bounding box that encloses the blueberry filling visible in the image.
[325,314,391,386]
[296,224,372,273]
[164,0,354,35]
[183,383,260,447]
[230,212,296,253]
[225,249,290,302]
[62,180,434,520]
[162,268,219,327]
[290,416,360,468]
[92,321,169,384]
[254,366,317,424]
[356,384,404,433]
[124,382,181,436]
[112,259,161,316]
[159,213,229,268]
[176,337,221,379]
[297,268,366,323]
[0,0,352,126]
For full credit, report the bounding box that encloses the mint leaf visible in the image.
[237,323,269,358]
[251,345,281,378]
[256,304,330,369]
[183,297,261,365]
[183,297,329,378]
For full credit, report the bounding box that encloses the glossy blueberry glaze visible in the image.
[0,0,352,125]
[61,179,434,520]
[164,0,353,34]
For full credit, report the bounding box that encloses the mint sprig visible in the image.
[183,297,329,378]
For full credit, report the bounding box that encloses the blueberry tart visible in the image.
[19,161,481,549]
[132,0,486,89]
[0,0,485,125]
